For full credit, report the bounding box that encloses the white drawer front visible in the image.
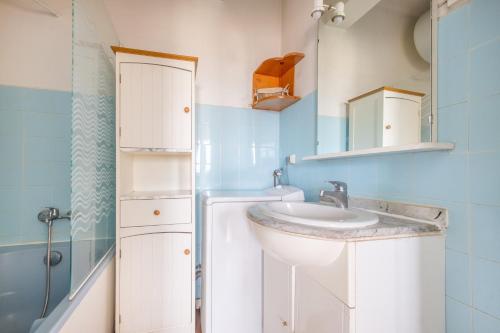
[121,198,191,227]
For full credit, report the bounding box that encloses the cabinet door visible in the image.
[263,253,292,333]
[382,96,421,147]
[119,233,192,333]
[294,269,350,333]
[120,63,192,150]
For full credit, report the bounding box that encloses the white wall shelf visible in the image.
[303,142,455,161]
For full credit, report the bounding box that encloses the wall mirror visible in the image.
[316,0,437,156]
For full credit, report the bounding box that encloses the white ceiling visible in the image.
[378,0,430,17]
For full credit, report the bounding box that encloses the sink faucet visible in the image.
[320,181,348,208]
[273,168,283,187]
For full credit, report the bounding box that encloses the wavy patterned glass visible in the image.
[71,0,119,296]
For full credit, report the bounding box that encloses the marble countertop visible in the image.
[247,197,447,241]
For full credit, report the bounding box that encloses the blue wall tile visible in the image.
[473,258,500,318]
[446,297,473,333]
[469,152,500,206]
[446,249,471,305]
[438,103,469,153]
[0,85,71,246]
[348,157,379,197]
[279,92,317,163]
[470,0,500,47]
[196,103,279,191]
[413,152,468,202]
[473,310,500,333]
[439,4,469,61]
[317,115,347,154]
[443,202,469,253]
[469,94,500,152]
[377,154,416,198]
[470,38,500,99]
[472,204,500,262]
[438,53,469,108]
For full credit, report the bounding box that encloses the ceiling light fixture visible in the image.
[311,0,346,25]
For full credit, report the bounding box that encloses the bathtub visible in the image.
[0,242,70,333]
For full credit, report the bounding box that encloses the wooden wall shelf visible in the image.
[252,52,304,112]
[252,95,300,112]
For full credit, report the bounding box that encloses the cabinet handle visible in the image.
[153,210,160,216]
[184,249,191,255]
[281,320,288,327]
[184,106,190,113]
[385,124,392,130]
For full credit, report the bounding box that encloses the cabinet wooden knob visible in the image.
[184,249,191,255]
[153,210,160,216]
[385,124,392,130]
[184,106,190,113]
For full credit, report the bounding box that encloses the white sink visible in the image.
[259,202,378,229]
[248,202,379,266]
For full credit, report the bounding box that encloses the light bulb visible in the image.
[333,15,344,25]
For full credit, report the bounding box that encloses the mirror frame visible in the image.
[307,0,453,161]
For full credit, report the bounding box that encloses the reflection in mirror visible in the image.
[317,0,433,154]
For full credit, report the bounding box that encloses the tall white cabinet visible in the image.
[113,46,197,333]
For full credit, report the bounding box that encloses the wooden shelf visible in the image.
[111,46,198,69]
[254,52,305,76]
[252,52,304,112]
[348,86,426,103]
[252,95,300,112]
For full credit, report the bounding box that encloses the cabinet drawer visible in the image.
[121,198,191,227]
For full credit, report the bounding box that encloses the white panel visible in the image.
[383,95,422,147]
[140,63,154,147]
[152,65,164,148]
[211,203,263,333]
[120,233,192,333]
[120,63,143,148]
[355,236,444,333]
[121,198,191,227]
[128,153,192,193]
[300,242,356,307]
[60,258,115,333]
[172,68,192,150]
[161,66,173,148]
[348,92,383,150]
[120,63,192,150]
[294,269,347,333]
[263,254,292,333]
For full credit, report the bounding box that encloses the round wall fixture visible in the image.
[414,9,431,63]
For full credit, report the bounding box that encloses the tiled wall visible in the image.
[195,103,280,296]
[0,85,72,246]
[279,1,500,331]
[196,103,280,191]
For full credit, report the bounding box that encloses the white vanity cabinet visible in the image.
[113,47,197,333]
[348,87,424,150]
[263,253,293,333]
[264,235,444,333]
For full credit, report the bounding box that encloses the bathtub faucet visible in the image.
[37,207,71,224]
